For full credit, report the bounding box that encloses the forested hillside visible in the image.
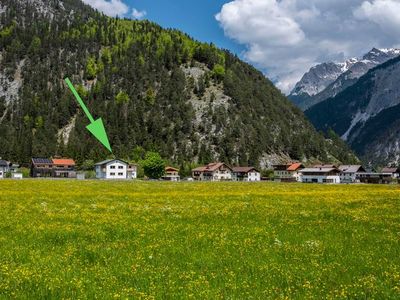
[0,0,357,168]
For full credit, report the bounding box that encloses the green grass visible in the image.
[0,180,399,299]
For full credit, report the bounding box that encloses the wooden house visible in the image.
[381,167,400,179]
[52,158,77,178]
[162,166,180,181]
[31,158,53,178]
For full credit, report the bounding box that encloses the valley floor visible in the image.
[0,181,399,298]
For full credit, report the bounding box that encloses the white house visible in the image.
[232,167,261,182]
[192,162,233,181]
[11,173,23,179]
[339,165,366,183]
[95,159,134,180]
[300,167,341,184]
[0,160,9,179]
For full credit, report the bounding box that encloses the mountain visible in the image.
[0,0,357,168]
[305,55,400,166]
[290,48,400,110]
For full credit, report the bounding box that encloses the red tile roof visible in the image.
[52,158,76,166]
[287,163,304,171]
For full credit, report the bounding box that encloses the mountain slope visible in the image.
[0,0,357,167]
[305,55,400,165]
[290,48,400,110]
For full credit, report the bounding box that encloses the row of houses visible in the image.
[2,156,400,184]
[273,163,400,184]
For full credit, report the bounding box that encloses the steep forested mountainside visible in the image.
[305,56,400,165]
[0,0,357,167]
[290,48,400,111]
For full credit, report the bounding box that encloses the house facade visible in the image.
[339,165,366,183]
[273,163,304,182]
[192,163,233,181]
[52,158,77,178]
[232,167,261,182]
[127,164,138,179]
[300,167,341,184]
[162,166,180,181]
[0,160,9,179]
[381,167,400,179]
[95,159,131,179]
[31,158,53,178]
[357,172,393,184]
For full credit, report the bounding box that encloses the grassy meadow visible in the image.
[0,180,399,299]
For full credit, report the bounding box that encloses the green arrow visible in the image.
[65,77,112,152]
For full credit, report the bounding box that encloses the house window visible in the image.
[110,172,115,176]
[118,173,123,176]
[118,166,123,169]
[110,166,116,169]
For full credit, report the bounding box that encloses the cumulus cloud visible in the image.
[216,0,400,93]
[132,8,147,19]
[354,0,400,35]
[82,0,129,17]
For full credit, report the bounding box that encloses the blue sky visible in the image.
[82,0,400,93]
[125,0,244,54]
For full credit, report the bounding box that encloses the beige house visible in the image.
[192,162,233,181]
[273,162,304,182]
[162,166,180,181]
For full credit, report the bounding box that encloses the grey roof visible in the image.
[0,160,8,167]
[32,158,53,164]
[95,159,128,166]
[339,165,365,173]
[232,166,259,173]
[381,167,400,173]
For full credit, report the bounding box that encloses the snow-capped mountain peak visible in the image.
[289,47,400,110]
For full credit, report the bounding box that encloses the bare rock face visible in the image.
[306,55,400,165]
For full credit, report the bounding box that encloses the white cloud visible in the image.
[216,0,400,94]
[132,8,147,19]
[354,0,400,35]
[82,0,129,17]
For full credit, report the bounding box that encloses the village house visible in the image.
[192,162,233,181]
[357,172,393,184]
[0,160,9,179]
[95,159,135,180]
[381,167,400,179]
[162,166,180,181]
[339,165,366,183]
[273,163,304,182]
[31,158,53,178]
[52,158,77,178]
[127,164,138,179]
[232,167,261,182]
[300,166,341,184]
